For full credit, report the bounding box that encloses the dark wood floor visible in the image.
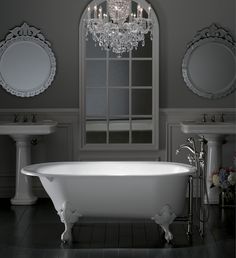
[0,198,235,258]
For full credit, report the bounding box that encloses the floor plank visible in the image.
[104,223,119,248]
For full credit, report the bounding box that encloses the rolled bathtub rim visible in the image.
[21,161,196,178]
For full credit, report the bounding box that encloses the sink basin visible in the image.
[180,121,236,135]
[0,120,57,135]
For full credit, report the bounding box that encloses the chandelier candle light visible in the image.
[84,0,153,56]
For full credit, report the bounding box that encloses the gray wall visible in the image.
[0,0,235,108]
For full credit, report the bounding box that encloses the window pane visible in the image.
[86,131,106,144]
[132,89,152,115]
[109,89,129,115]
[86,60,106,87]
[132,32,152,58]
[86,34,106,58]
[109,61,129,87]
[132,131,152,143]
[109,131,129,143]
[86,88,106,116]
[132,60,152,86]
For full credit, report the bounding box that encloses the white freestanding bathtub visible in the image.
[21,161,196,243]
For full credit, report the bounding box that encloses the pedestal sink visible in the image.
[181,121,236,135]
[0,120,57,205]
[180,121,236,204]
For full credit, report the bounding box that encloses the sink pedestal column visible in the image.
[10,135,37,205]
[204,134,224,204]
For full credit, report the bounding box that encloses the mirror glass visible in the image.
[182,24,236,99]
[0,23,56,97]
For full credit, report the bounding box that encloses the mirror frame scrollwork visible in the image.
[182,23,236,99]
[0,23,56,97]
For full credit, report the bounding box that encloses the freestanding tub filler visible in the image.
[21,161,196,243]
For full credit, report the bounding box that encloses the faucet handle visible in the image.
[210,114,215,122]
[187,137,194,143]
[198,137,207,159]
[187,137,196,147]
[14,114,19,123]
[198,137,207,144]
[31,114,37,123]
[23,114,28,123]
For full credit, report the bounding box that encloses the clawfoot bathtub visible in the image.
[21,161,195,243]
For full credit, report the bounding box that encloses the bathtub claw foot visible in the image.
[152,204,176,243]
[61,228,73,244]
[57,201,81,243]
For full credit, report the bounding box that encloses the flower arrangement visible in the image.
[211,166,236,206]
[211,167,236,189]
[211,154,236,206]
[211,153,236,189]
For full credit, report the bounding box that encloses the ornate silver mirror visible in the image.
[0,23,56,97]
[182,24,236,99]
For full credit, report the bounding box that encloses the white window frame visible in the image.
[79,0,159,151]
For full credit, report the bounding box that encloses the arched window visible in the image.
[79,0,159,150]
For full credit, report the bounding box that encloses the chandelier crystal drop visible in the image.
[84,0,153,56]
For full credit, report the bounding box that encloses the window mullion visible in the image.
[129,50,132,144]
[106,50,109,144]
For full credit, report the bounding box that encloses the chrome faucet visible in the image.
[176,137,206,162]
[176,137,198,167]
[176,137,197,155]
[176,144,195,155]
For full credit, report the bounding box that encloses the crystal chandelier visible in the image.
[84,0,153,56]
